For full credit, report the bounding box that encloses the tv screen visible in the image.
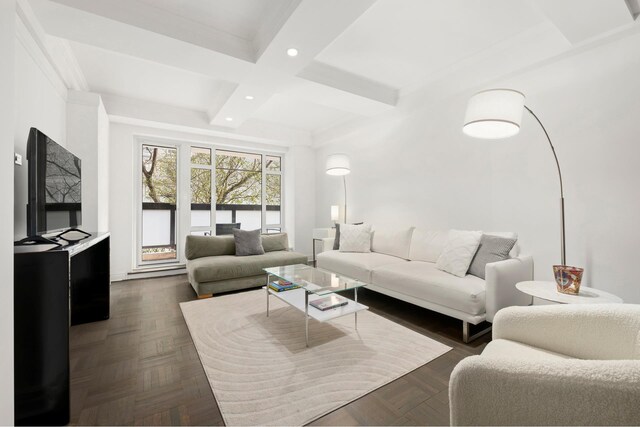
[27,128,82,236]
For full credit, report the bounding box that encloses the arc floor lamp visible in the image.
[326,153,351,223]
[462,89,567,266]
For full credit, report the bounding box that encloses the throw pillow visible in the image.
[435,230,482,277]
[232,228,265,256]
[339,224,372,253]
[468,234,517,279]
[332,222,364,250]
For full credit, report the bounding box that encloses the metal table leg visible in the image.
[305,290,309,347]
[266,274,270,317]
[354,287,358,330]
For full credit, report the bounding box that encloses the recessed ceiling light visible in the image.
[245,95,254,100]
[286,48,299,57]
[225,117,233,122]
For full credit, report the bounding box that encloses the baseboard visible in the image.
[111,268,186,282]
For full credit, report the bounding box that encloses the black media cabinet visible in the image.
[14,232,110,426]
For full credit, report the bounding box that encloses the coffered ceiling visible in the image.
[27,0,639,145]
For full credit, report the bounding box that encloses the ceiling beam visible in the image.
[29,0,255,81]
[49,0,255,62]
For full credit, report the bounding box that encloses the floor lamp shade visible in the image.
[331,205,339,221]
[463,89,525,139]
[325,154,351,176]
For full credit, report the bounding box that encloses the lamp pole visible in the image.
[343,175,347,223]
[524,106,566,266]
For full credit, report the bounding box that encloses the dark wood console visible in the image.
[14,232,110,425]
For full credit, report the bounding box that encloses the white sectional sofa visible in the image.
[317,227,533,342]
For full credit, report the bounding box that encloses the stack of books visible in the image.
[268,279,299,292]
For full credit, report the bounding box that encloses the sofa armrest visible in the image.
[319,237,335,253]
[493,304,640,359]
[485,255,533,322]
[450,357,640,426]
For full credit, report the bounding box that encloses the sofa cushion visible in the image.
[482,339,573,361]
[317,250,407,282]
[262,233,289,252]
[409,229,449,262]
[185,235,235,260]
[189,251,307,284]
[372,261,486,315]
[371,227,415,259]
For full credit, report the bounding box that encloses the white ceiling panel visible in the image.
[69,41,221,111]
[315,0,546,90]
[252,94,358,131]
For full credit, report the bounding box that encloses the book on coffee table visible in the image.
[309,295,349,311]
[268,281,299,292]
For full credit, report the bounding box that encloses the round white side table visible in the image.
[516,281,623,304]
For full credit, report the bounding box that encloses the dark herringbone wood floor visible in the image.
[69,275,489,426]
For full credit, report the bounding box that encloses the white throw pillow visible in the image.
[339,224,372,253]
[435,230,482,277]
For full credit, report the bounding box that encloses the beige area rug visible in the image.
[180,289,451,426]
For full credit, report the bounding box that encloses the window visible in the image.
[136,139,284,267]
[265,155,282,233]
[191,147,213,236]
[140,144,178,262]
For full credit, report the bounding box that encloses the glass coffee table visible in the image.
[264,264,369,347]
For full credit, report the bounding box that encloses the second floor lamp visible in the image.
[326,154,351,223]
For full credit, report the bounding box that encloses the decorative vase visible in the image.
[553,265,584,294]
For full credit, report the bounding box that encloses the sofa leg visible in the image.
[197,293,213,299]
[462,321,492,343]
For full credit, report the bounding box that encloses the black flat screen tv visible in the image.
[27,127,82,236]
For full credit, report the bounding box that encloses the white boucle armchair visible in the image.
[449,304,640,426]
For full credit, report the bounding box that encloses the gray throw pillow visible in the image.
[232,228,265,256]
[333,222,364,250]
[468,235,517,279]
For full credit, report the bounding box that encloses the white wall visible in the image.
[66,91,109,232]
[290,145,316,256]
[1,1,16,423]
[315,98,494,232]
[109,122,313,280]
[314,31,640,304]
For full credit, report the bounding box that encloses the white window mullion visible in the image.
[261,154,267,233]
[178,144,190,264]
[211,149,216,235]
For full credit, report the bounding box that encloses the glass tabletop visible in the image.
[264,264,367,296]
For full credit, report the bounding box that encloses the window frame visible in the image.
[134,136,285,269]
[136,139,182,267]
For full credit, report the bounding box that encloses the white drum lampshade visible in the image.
[463,89,525,139]
[325,154,351,176]
[330,205,339,221]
